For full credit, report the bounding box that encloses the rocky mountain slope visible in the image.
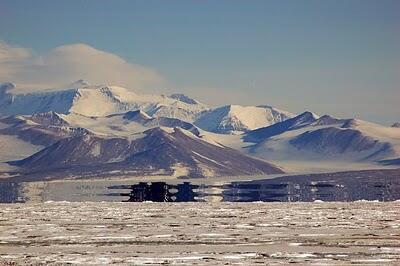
[1,81,398,178]
[12,127,283,180]
[0,110,283,180]
[242,112,400,165]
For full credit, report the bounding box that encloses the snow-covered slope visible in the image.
[0,83,78,116]
[243,111,321,142]
[0,82,208,122]
[242,112,400,168]
[0,119,45,172]
[1,82,296,134]
[61,110,200,138]
[194,105,293,134]
[0,112,90,147]
[0,131,43,164]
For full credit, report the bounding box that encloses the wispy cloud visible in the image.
[0,41,166,92]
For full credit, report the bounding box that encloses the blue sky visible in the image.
[0,0,399,124]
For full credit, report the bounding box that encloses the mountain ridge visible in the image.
[194,104,294,134]
[0,82,293,134]
[0,108,284,180]
[0,83,209,121]
[241,112,400,166]
[9,127,283,180]
[1,81,398,179]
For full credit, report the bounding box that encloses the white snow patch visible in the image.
[0,134,44,162]
[171,164,190,177]
[90,143,101,157]
[192,151,224,166]
[195,104,293,134]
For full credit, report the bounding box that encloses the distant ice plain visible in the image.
[0,202,399,265]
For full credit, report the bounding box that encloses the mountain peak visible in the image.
[290,111,319,127]
[243,110,320,142]
[312,114,341,126]
[0,82,16,93]
[169,93,199,104]
[122,110,152,121]
[341,119,360,128]
[29,111,69,126]
[194,104,293,134]
[298,111,319,119]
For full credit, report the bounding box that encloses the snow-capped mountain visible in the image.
[194,105,294,134]
[0,82,295,134]
[243,111,320,142]
[0,81,208,122]
[0,111,283,180]
[242,112,400,166]
[1,81,398,179]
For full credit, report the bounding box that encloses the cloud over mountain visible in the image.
[0,41,165,92]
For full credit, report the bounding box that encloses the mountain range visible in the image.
[0,81,399,181]
[242,112,400,167]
